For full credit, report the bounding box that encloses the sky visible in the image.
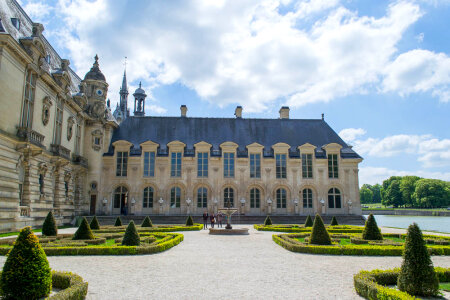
[16,0,450,186]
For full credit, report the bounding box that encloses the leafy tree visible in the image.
[362,214,383,240]
[114,217,122,227]
[359,187,373,204]
[73,217,95,240]
[304,215,313,227]
[413,179,450,208]
[383,179,403,207]
[141,216,153,227]
[371,184,382,203]
[185,215,194,226]
[264,216,272,226]
[90,215,100,230]
[381,176,402,204]
[42,211,57,236]
[122,221,140,246]
[330,216,338,226]
[309,214,331,245]
[400,176,421,207]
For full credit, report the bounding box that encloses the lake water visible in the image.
[364,215,450,233]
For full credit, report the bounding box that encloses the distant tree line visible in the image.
[359,176,450,208]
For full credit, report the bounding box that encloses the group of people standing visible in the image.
[202,211,223,229]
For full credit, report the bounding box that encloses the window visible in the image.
[250,154,261,178]
[276,154,287,179]
[171,152,182,177]
[116,151,128,177]
[328,154,338,178]
[11,18,20,30]
[223,153,235,178]
[197,152,208,178]
[94,137,100,145]
[39,174,44,194]
[302,154,313,178]
[64,181,69,197]
[114,186,128,209]
[224,187,234,207]
[302,188,313,208]
[143,187,154,208]
[75,124,82,154]
[276,188,287,208]
[170,187,181,208]
[328,188,341,208]
[250,188,260,208]
[54,106,63,144]
[21,70,36,128]
[197,187,207,208]
[143,152,155,177]
[19,184,23,206]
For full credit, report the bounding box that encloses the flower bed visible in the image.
[254,224,363,233]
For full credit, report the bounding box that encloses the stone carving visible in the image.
[42,96,52,126]
[67,116,75,141]
[38,162,48,176]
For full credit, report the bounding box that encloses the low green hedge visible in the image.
[93,223,202,233]
[354,267,450,299]
[254,224,363,233]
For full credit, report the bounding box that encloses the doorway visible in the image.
[90,194,96,215]
[113,186,128,215]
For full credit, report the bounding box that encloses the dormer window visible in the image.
[45,54,51,64]
[0,19,5,33]
[11,18,20,30]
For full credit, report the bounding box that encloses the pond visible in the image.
[364,215,450,233]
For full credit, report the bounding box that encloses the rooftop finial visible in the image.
[321,113,324,120]
[139,81,142,88]
[94,54,98,62]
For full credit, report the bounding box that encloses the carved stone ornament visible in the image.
[67,116,75,141]
[91,129,103,151]
[42,96,52,126]
[64,171,72,182]
[38,162,48,176]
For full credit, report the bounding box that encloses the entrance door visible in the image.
[90,195,96,215]
[113,186,128,215]
[249,188,261,215]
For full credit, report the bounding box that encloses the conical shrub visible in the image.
[122,221,140,246]
[304,215,313,227]
[309,214,331,245]
[397,223,439,297]
[114,216,122,226]
[42,211,57,236]
[362,214,383,240]
[330,216,338,226]
[90,215,100,230]
[141,216,153,227]
[185,215,194,226]
[264,216,272,226]
[0,227,52,299]
[73,217,94,240]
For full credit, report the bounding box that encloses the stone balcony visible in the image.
[16,127,45,149]
[50,144,71,161]
[72,153,88,168]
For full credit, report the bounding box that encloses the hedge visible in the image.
[254,224,363,233]
[354,267,450,299]
[93,223,202,233]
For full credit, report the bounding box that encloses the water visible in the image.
[364,215,450,233]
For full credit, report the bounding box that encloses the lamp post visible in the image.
[158,197,164,215]
[213,197,218,214]
[240,198,246,224]
[131,197,136,215]
[102,198,108,215]
[186,197,192,215]
[320,198,325,215]
[267,197,272,215]
[347,199,352,215]
[293,198,299,214]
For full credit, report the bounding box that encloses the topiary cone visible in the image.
[0,227,52,299]
[185,215,194,226]
[90,215,100,230]
[264,216,272,226]
[114,217,122,227]
[141,216,153,227]
[309,214,331,245]
[42,210,58,236]
[330,216,338,226]
[362,214,383,240]
[122,221,140,246]
[304,215,313,227]
[73,217,95,240]
[397,223,439,296]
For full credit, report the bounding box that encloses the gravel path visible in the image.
[0,226,449,300]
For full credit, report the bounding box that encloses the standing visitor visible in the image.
[202,211,208,229]
[217,212,223,228]
[210,213,216,228]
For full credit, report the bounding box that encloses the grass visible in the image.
[440,282,450,292]
[0,226,73,238]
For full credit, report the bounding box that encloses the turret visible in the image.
[83,55,108,119]
[133,82,146,116]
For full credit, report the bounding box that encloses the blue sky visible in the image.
[17,0,450,185]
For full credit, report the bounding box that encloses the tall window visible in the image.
[328,154,338,178]
[302,154,313,178]
[143,187,154,208]
[302,188,313,208]
[144,151,155,177]
[276,154,287,179]
[64,181,69,198]
[75,124,82,154]
[116,151,128,177]
[250,188,260,208]
[114,186,128,210]
[171,152,182,177]
[197,152,208,178]
[54,106,63,144]
[276,188,287,208]
[170,187,181,208]
[224,187,234,207]
[328,188,341,208]
[197,187,207,208]
[250,154,261,178]
[39,174,44,194]
[223,152,235,178]
[21,70,36,128]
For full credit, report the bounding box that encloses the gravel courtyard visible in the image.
[1,226,449,300]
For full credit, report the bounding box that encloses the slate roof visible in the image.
[107,116,362,159]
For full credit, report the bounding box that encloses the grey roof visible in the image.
[107,116,362,159]
[84,55,106,81]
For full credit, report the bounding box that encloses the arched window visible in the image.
[143,187,154,208]
[114,186,128,212]
[250,188,260,208]
[302,188,313,208]
[197,187,208,208]
[276,188,286,208]
[328,188,341,208]
[224,187,234,207]
[170,187,181,208]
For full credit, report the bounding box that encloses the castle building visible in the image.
[0,0,362,231]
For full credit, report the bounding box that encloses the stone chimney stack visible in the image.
[180,105,187,117]
[279,106,290,119]
[235,106,243,118]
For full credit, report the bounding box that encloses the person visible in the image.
[202,211,209,229]
[210,213,215,228]
[217,212,223,228]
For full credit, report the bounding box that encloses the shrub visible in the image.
[397,223,439,297]
[90,215,100,230]
[362,214,383,240]
[0,227,52,299]
[185,215,194,226]
[122,221,140,246]
[114,217,122,227]
[330,216,338,226]
[309,214,331,245]
[141,216,153,227]
[264,216,272,226]
[42,211,58,236]
[72,217,94,240]
[304,215,313,227]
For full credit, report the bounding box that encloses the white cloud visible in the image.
[359,166,450,186]
[338,128,366,143]
[22,0,52,22]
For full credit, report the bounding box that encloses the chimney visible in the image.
[180,105,187,117]
[235,106,243,118]
[279,106,290,119]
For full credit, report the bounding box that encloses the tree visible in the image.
[185,215,194,226]
[397,223,439,296]
[73,217,95,240]
[371,184,382,203]
[122,221,140,246]
[0,227,52,299]
[413,179,450,208]
[141,216,153,227]
[383,179,403,207]
[381,176,402,204]
[359,187,373,204]
[264,216,272,226]
[309,214,331,245]
[114,217,122,227]
[42,211,57,236]
[90,215,100,230]
[362,214,383,240]
[304,215,313,227]
[400,176,421,207]
[330,216,338,226]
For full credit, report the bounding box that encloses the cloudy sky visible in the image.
[17,0,450,185]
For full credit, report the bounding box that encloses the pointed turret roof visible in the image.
[84,54,106,81]
[120,70,128,93]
